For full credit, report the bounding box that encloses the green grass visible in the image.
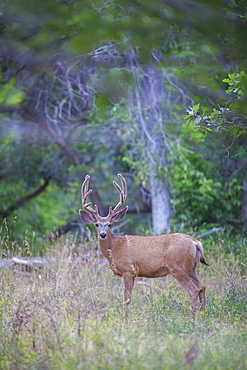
[0,234,246,369]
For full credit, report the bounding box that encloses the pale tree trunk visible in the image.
[129,65,172,234]
[150,166,171,234]
[241,175,247,233]
[142,67,172,234]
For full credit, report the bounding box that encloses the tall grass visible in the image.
[0,233,246,369]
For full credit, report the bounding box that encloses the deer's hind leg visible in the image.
[169,268,202,312]
[189,269,206,311]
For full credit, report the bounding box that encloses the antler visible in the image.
[81,175,99,217]
[81,174,127,218]
[108,174,127,217]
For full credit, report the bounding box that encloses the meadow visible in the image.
[0,232,246,370]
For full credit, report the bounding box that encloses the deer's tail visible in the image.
[194,240,210,266]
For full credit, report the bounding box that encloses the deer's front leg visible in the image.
[122,272,135,320]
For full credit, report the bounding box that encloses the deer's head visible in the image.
[79,174,128,239]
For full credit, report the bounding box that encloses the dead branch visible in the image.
[0,177,50,219]
[44,220,80,242]
[197,227,222,238]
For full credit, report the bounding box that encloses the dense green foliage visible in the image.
[0,0,247,243]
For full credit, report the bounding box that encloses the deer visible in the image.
[79,174,209,318]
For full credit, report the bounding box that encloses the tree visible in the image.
[185,70,247,231]
[126,64,190,233]
[1,0,247,242]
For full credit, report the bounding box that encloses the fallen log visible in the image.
[0,251,108,273]
[197,227,222,238]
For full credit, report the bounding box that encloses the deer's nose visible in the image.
[100,232,107,239]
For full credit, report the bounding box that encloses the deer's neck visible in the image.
[98,232,119,259]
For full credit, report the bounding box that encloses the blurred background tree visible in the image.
[0,0,246,247]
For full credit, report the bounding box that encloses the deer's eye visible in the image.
[108,224,111,228]
[95,223,99,227]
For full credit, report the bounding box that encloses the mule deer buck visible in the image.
[79,174,209,318]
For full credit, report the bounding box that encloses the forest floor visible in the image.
[0,233,246,369]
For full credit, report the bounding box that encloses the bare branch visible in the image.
[44,220,80,242]
[0,177,50,219]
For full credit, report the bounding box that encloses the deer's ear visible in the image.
[111,206,128,223]
[79,210,96,224]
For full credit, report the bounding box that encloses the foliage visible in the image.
[0,75,25,106]
[185,70,247,135]
[0,0,247,243]
[169,123,244,227]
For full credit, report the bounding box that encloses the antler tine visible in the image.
[81,175,99,215]
[110,173,127,214]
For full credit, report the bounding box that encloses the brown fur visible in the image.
[79,174,209,318]
[97,231,208,316]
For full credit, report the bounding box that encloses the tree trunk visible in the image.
[241,175,247,233]
[129,65,172,234]
[150,166,171,234]
[142,67,172,234]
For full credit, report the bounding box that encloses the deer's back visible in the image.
[112,233,199,278]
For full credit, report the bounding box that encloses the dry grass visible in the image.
[0,234,246,369]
